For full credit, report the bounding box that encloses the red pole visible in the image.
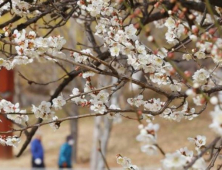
[0,68,14,159]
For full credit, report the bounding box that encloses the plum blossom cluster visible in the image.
[127,96,197,122]
[181,29,222,105]
[116,155,139,170]
[0,135,21,147]
[136,123,159,156]
[32,101,55,120]
[181,27,222,70]
[32,95,66,130]
[77,0,183,91]
[160,135,206,170]
[0,0,42,17]
[0,0,31,16]
[159,0,206,29]
[183,27,222,67]
[194,10,214,25]
[70,77,110,114]
[127,95,166,112]
[72,49,93,64]
[188,135,206,151]
[70,88,88,105]
[0,29,66,70]
[197,33,222,66]
[184,68,213,106]
[154,7,215,44]
[12,0,31,16]
[161,147,206,170]
[77,0,112,17]
[164,17,188,45]
[160,101,197,122]
[192,69,210,86]
[89,90,109,114]
[0,99,28,124]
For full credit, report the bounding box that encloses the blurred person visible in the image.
[31,132,45,169]
[58,135,74,169]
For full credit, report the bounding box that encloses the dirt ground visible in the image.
[0,107,217,169]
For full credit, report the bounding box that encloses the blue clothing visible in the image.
[58,143,72,167]
[31,139,44,160]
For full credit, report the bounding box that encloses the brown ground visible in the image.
[0,107,217,169]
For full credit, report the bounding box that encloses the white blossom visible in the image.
[90,101,107,114]
[52,96,66,110]
[192,69,209,85]
[116,155,139,170]
[165,17,176,29]
[5,136,20,147]
[124,24,137,40]
[210,96,218,105]
[141,144,158,155]
[70,88,86,105]
[32,101,54,120]
[110,45,121,57]
[117,156,132,168]
[188,135,206,149]
[162,152,187,170]
[136,123,159,144]
[209,106,222,135]
[82,71,95,78]
[127,95,144,107]
[49,116,60,131]
[183,53,192,61]
[194,50,206,59]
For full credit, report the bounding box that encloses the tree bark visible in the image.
[90,116,102,170]
[97,117,112,170]
[69,104,78,163]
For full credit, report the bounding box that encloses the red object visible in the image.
[0,68,14,159]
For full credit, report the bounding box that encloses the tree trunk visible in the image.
[90,116,102,170]
[69,104,78,163]
[97,117,112,170]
